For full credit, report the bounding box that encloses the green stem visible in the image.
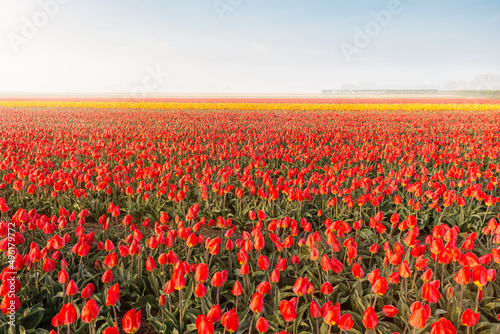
[179,289,183,333]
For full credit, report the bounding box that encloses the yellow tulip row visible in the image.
[1,100,500,112]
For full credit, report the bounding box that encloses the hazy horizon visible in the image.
[1,0,500,95]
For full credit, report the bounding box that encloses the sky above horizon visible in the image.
[0,0,499,94]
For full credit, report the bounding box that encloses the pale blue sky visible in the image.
[0,0,499,93]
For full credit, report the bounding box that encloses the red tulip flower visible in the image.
[454,267,471,285]
[280,300,297,322]
[257,255,271,271]
[102,269,113,284]
[431,317,456,334]
[59,303,77,325]
[422,280,441,303]
[338,313,354,331]
[122,309,141,334]
[106,283,120,306]
[310,300,322,318]
[207,305,222,323]
[362,306,378,329]
[81,298,99,323]
[472,265,487,288]
[172,270,186,290]
[462,309,479,327]
[323,302,341,326]
[256,317,269,333]
[232,281,243,296]
[221,309,239,333]
[0,293,20,315]
[249,293,264,313]
[383,305,399,317]
[103,324,120,334]
[195,282,207,298]
[211,272,224,288]
[409,302,431,329]
[195,264,209,283]
[66,280,78,297]
[352,263,364,278]
[293,277,309,296]
[146,256,156,271]
[372,277,388,296]
[58,270,69,284]
[256,281,271,295]
[195,314,214,334]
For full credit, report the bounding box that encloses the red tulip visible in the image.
[320,282,333,295]
[352,263,364,278]
[173,270,186,290]
[422,281,441,303]
[195,264,209,283]
[221,309,239,333]
[103,323,120,334]
[256,281,271,295]
[122,309,141,334]
[106,283,120,306]
[462,308,479,327]
[399,260,411,278]
[0,293,20,315]
[58,270,69,284]
[256,317,269,333]
[270,269,280,283]
[257,255,271,271]
[159,295,166,307]
[276,258,288,271]
[454,267,471,285]
[66,280,79,297]
[43,258,56,272]
[431,317,456,334]
[280,299,297,322]
[195,282,207,298]
[207,305,222,323]
[293,277,309,296]
[383,305,398,317]
[338,313,353,331]
[487,269,496,281]
[211,271,224,288]
[409,302,430,329]
[362,306,378,329]
[195,314,214,334]
[372,277,388,295]
[323,302,340,326]
[81,298,99,323]
[59,303,77,325]
[310,300,322,318]
[249,293,264,313]
[472,265,487,287]
[81,283,95,299]
[232,280,243,296]
[421,268,433,282]
[146,256,156,271]
[102,269,113,284]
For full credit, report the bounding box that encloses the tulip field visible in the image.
[2,98,500,334]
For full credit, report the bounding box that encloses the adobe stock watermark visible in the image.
[339,0,409,64]
[213,0,243,21]
[129,65,169,99]
[7,0,72,54]
[6,222,17,329]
